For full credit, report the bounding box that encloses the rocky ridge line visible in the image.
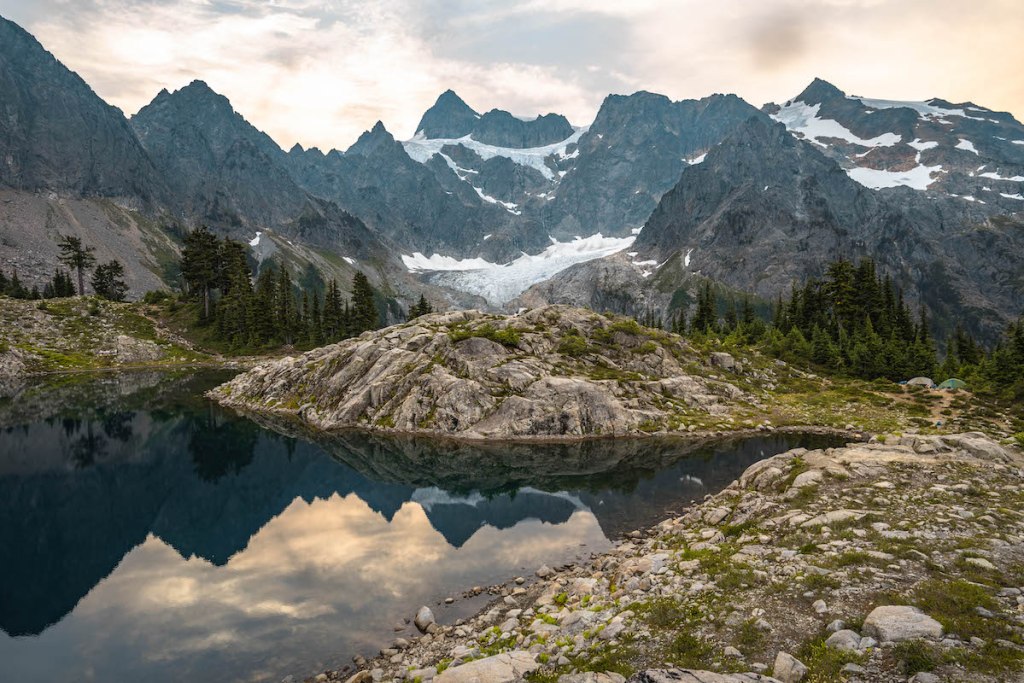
[211,306,762,440]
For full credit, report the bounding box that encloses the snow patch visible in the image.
[955,138,979,154]
[401,233,635,305]
[979,171,1024,182]
[472,186,521,215]
[908,139,938,151]
[248,231,277,263]
[403,127,587,181]
[1000,193,1024,201]
[845,160,942,191]
[851,96,987,121]
[684,248,693,268]
[342,257,355,265]
[686,153,707,165]
[771,101,902,147]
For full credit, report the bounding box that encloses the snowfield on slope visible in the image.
[771,101,902,148]
[402,128,587,181]
[402,233,635,305]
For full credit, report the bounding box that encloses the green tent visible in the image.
[938,378,967,390]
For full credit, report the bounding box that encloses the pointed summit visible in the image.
[346,121,400,157]
[794,78,846,106]
[415,90,479,139]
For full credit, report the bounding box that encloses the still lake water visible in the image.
[0,370,845,683]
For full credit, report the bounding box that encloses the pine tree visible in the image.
[57,235,97,296]
[323,279,344,342]
[741,297,755,328]
[723,300,738,333]
[91,260,129,301]
[350,272,379,335]
[8,269,26,298]
[409,294,433,319]
[309,290,323,346]
[691,282,717,334]
[215,241,253,345]
[181,227,221,319]
[276,266,296,345]
[253,264,278,344]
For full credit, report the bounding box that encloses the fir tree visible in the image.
[57,235,97,296]
[409,294,433,319]
[691,282,717,334]
[350,272,379,335]
[91,260,129,301]
[181,227,221,319]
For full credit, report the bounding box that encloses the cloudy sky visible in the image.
[2,0,1022,151]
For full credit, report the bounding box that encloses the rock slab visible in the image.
[434,651,538,683]
[862,606,943,642]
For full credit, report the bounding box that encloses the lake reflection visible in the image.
[0,370,846,683]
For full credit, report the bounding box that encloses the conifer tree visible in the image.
[215,240,253,344]
[691,282,717,334]
[350,272,379,335]
[91,260,129,302]
[57,235,97,296]
[253,264,278,344]
[181,227,221,319]
[276,266,296,345]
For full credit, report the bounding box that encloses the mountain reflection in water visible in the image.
[0,370,847,683]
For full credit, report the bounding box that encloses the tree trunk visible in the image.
[77,267,84,296]
[204,285,210,319]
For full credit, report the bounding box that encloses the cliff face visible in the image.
[0,17,164,201]
[210,306,758,440]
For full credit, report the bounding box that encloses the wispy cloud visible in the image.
[2,0,1021,150]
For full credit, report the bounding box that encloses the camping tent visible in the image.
[938,378,967,390]
[906,377,935,388]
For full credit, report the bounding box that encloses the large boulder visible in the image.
[772,652,808,683]
[414,605,435,633]
[862,606,943,642]
[434,651,539,683]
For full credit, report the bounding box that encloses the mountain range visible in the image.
[1,15,1021,339]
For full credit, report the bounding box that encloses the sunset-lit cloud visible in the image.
[1,0,1021,151]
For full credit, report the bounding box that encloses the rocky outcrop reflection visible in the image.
[0,370,847,641]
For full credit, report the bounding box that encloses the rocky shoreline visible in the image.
[302,432,1024,683]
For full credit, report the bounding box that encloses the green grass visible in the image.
[890,640,941,675]
[448,322,521,347]
[796,636,867,682]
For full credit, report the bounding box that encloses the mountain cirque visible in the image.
[210,306,768,440]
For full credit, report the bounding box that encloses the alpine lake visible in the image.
[0,369,847,682]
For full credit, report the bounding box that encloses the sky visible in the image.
[2,0,1022,151]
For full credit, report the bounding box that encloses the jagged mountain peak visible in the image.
[346,121,401,157]
[139,79,236,119]
[793,77,846,105]
[415,90,479,139]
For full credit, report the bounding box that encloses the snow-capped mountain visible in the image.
[767,78,1024,207]
[0,11,1020,337]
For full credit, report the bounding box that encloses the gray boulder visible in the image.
[862,606,943,642]
[434,651,538,683]
[414,606,435,633]
[772,652,807,683]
